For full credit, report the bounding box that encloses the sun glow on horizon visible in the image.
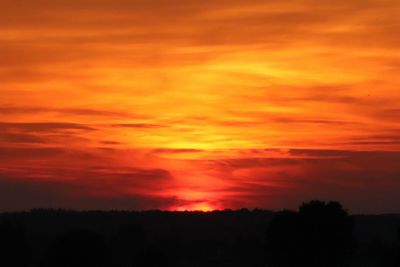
[171,202,217,212]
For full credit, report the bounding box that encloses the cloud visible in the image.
[0,147,65,159]
[289,149,400,164]
[1,146,400,213]
[1,0,399,72]
[111,123,163,129]
[0,175,178,211]
[151,148,204,154]
[0,106,135,118]
[0,132,47,144]
[209,157,298,169]
[0,164,174,211]
[0,0,399,213]
[0,122,95,132]
[374,108,400,121]
[0,122,97,146]
[344,133,400,146]
[203,149,400,212]
[101,140,122,145]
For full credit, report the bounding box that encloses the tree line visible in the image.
[0,200,399,267]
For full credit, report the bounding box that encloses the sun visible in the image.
[172,202,216,212]
[192,203,214,212]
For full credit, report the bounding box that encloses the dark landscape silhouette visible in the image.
[0,200,399,267]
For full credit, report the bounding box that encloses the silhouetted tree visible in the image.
[300,201,355,266]
[0,220,29,267]
[266,201,355,267]
[40,228,109,267]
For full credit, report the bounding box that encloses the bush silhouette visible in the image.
[266,200,355,267]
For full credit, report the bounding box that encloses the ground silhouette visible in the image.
[0,200,399,267]
[0,220,29,267]
[40,228,108,267]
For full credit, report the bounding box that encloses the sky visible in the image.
[1,0,400,213]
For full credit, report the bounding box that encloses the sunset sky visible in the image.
[1,0,400,213]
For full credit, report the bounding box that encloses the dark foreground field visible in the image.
[1,201,400,267]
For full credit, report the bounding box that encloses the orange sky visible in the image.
[1,0,400,213]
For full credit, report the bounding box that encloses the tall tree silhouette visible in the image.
[0,220,29,267]
[266,200,355,267]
